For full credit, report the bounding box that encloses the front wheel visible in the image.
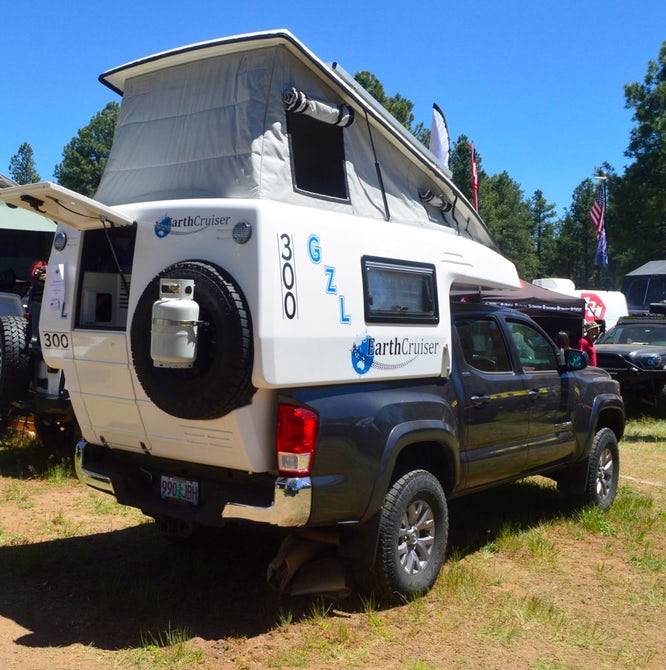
[583,427,620,510]
[370,470,449,603]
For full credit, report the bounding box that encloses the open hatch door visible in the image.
[0,182,134,231]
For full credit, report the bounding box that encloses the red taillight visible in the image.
[276,404,319,475]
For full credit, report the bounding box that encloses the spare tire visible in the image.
[130,261,255,420]
[0,316,31,405]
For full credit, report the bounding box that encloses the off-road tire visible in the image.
[0,316,31,406]
[131,260,254,420]
[364,469,449,603]
[582,427,619,509]
[557,427,619,510]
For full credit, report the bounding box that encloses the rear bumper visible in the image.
[74,439,312,528]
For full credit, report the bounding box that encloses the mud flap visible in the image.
[266,530,351,598]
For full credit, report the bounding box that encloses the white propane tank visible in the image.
[150,278,200,368]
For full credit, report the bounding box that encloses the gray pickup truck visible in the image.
[76,301,625,602]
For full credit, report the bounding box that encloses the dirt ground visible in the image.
[0,427,664,670]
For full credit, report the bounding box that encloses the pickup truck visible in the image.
[0,31,625,603]
[74,300,625,601]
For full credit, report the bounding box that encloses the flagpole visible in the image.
[471,142,479,211]
[593,174,608,289]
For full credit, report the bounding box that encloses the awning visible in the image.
[283,87,355,127]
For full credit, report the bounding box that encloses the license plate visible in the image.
[160,475,199,506]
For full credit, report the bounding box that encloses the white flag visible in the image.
[429,103,450,169]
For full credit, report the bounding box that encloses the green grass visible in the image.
[118,624,204,669]
[0,415,664,669]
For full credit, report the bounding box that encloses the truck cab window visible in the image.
[507,321,557,371]
[455,317,511,372]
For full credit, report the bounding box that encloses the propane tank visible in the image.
[150,278,200,368]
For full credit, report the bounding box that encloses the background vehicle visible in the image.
[0,264,78,450]
[595,311,666,415]
[621,260,666,315]
[533,277,628,332]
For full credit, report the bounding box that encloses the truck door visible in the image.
[505,319,576,468]
[454,316,530,488]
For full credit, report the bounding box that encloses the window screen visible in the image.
[287,111,348,200]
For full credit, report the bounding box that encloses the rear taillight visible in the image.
[276,404,319,475]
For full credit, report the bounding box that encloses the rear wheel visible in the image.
[367,470,449,603]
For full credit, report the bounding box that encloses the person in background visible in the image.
[555,331,570,353]
[578,321,599,366]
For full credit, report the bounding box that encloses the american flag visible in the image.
[590,183,605,239]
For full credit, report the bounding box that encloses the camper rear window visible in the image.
[362,256,438,324]
[287,112,348,200]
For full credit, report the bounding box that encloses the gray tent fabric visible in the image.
[93,32,498,251]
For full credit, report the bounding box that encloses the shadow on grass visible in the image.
[0,429,76,479]
[0,522,290,650]
[0,477,578,651]
[0,431,75,479]
[447,477,573,556]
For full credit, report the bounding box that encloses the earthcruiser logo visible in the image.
[154,214,232,238]
[351,332,440,375]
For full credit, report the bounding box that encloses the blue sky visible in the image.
[2,1,665,215]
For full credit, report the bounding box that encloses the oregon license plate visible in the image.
[160,475,199,506]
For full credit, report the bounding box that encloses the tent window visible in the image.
[287,111,349,200]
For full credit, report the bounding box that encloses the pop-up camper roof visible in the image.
[90,29,498,250]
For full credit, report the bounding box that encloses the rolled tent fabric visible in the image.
[283,87,355,127]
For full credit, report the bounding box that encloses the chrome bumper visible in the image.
[75,440,115,493]
[74,439,312,527]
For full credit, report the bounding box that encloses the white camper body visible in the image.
[0,31,519,474]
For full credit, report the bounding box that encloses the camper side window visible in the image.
[362,256,438,324]
[287,111,349,200]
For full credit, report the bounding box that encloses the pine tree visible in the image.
[8,142,41,184]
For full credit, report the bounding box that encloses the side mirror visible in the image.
[564,348,588,371]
